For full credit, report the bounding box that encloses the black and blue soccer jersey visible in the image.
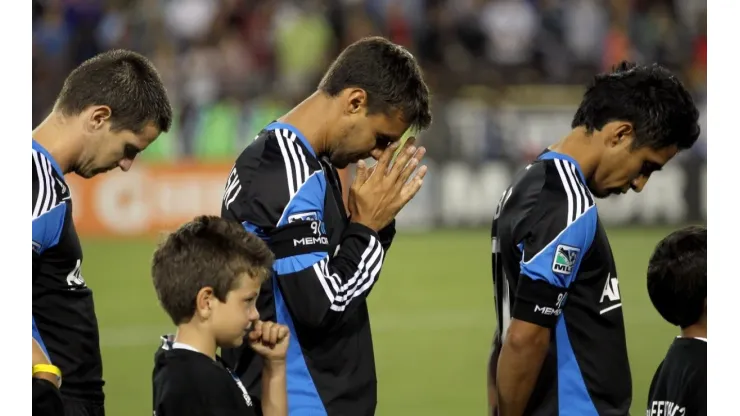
[491,150,631,415]
[32,140,104,404]
[647,337,706,416]
[221,122,395,416]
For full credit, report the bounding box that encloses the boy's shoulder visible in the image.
[152,336,231,396]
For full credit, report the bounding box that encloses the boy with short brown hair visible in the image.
[151,215,288,416]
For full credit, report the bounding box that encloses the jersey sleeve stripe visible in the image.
[570,163,594,206]
[32,150,61,219]
[286,130,310,186]
[560,159,584,220]
[308,236,384,311]
[282,129,304,191]
[330,237,384,312]
[275,129,298,197]
[553,159,576,224]
[275,128,314,199]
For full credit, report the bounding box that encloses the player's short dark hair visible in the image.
[318,36,432,131]
[55,49,173,134]
[151,216,274,325]
[647,225,707,329]
[572,61,700,151]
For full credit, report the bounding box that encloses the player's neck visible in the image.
[278,91,332,155]
[174,324,218,360]
[548,128,602,179]
[680,316,707,340]
[32,112,84,175]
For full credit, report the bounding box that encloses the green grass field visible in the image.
[85,227,682,416]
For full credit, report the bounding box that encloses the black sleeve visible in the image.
[32,378,64,416]
[510,161,598,329]
[377,219,397,253]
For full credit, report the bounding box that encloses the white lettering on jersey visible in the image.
[599,273,622,314]
[647,400,686,416]
[66,259,87,289]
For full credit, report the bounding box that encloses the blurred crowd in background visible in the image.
[32,0,707,163]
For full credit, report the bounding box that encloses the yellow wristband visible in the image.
[32,364,62,378]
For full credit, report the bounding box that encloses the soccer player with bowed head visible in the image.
[646,225,706,416]
[32,49,172,416]
[220,36,432,415]
[151,216,290,416]
[488,61,701,416]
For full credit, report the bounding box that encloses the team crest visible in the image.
[552,244,580,275]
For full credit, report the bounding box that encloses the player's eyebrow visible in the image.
[124,143,142,159]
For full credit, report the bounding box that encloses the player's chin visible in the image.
[590,187,614,199]
[330,157,351,169]
[223,335,245,349]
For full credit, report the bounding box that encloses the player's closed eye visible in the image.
[640,161,662,177]
[375,135,392,150]
[124,144,140,160]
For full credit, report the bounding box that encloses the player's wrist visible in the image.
[347,219,383,235]
[32,364,62,388]
[263,358,287,371]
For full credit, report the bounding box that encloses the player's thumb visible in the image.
[354,160,369,187]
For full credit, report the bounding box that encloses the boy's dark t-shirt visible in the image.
[646,337,706,416]
[152,336,257,416]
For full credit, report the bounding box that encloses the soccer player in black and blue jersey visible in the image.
[32,49,172,416]
[220,36,431,416]
[488,62,701,416]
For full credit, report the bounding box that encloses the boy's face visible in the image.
[211,273,262,349]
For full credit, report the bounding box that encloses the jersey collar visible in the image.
[537,149,587,184]
[265,121,317,158]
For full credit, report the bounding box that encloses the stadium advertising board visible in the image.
[67,159,706,237]
[68,100,706,237]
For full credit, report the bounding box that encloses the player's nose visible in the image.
[631,176,648,193]
[118,159,133,172]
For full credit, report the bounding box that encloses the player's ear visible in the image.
[345,88,367,116]
[195,287,215,319]
[603,121,634,148]
[89,106,112,132]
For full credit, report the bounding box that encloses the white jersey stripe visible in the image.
[553,159,575,224]
[274,130,296,197]
[32,149,63,219]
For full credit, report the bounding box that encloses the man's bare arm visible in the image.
[487,330,501,415]
[496,319,550,416]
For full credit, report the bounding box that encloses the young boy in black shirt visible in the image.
[151,215,289,416]
[646,225,706,416]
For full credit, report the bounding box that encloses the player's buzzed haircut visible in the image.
[152,216,274,325]
[55,49,173,134]
[318,36,432,132]
[572,61,700,151]
[647,225,707,329]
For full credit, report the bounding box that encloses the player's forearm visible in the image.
[32,339,61,388]
[496,331,549,416]
[261,360,288,416]
[487,336,501,415]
